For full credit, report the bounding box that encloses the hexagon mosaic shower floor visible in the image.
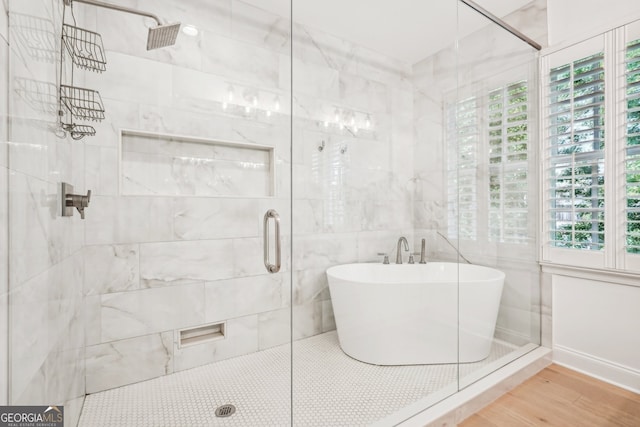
[79,331,516,426]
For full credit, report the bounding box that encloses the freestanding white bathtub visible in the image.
[326,262,505,365]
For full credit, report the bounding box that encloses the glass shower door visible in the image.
[454,0,541,390]
[290,1,461,425]
[6,0,294,425]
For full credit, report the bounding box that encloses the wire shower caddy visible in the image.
[62,24,107,72]
[58,9,107,140]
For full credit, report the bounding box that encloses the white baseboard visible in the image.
[553,345,640,394]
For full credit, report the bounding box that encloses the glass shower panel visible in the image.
[454,1,541,389]
[291,1,460,424]
[6,0,293,425]
[0,0,7,407]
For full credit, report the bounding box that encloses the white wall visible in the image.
[544,1,640,392]
[552,275,640,392]
[548,0,640,45]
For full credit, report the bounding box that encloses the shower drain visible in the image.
[215,404,236,418]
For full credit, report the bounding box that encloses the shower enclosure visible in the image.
[0,0,543,425]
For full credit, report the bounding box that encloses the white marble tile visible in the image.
[85,145,118,196]
[139,240,235,286]
[64,396,85,427]
[204,273,285,323]
[0,0,7,43]
[121,133,272,197]
[84,295,102,347]
[10,252,84,404]
[258,308,290,350]
[84,244,140,296]
[292,233,359,272]
[503,0,548,48]
[231,0,290,54]
[291,23,358,74]
[9,174,83,286]
[292,59,340,99]
[0,42,7,170]
[84,196,174,245]
[293,268,328,305]
[292,301,322,341]
[87,98,140,148]
[99,283,204,342]
[173,314,259,372]
[85,332,174,393]
[85,52,174,108]
[321,300,336,333]
[173,197,261,240]
[0,291,6,405]
[8,117,55,182]
[201,30,280,89]
[339,73,389,114]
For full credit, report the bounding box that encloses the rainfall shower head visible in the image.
[147,22,181,50]
[66,0,181,50]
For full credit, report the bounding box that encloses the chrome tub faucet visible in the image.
[396,236,409,264]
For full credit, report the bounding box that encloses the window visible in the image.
[488,81,530,244]
[542,25,640,271]
[626,38,640,254]
[548,53,605,251]
[447,96,479,241]
[447,78,533,247]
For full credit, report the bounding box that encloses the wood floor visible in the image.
[460,364,640,427]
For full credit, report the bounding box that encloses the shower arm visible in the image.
[63,0,162,26]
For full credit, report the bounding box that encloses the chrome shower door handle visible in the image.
[263,209,281,273]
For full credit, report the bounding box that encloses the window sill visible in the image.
[540,262,640,288]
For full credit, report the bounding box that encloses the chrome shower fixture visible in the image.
[63,0,181,50]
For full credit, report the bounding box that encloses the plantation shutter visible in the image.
[447,96,479,240]
[547,53,605,251]
[488,81,529,243]
[625,38,640,254]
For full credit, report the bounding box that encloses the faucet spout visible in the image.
[396,237,409,264]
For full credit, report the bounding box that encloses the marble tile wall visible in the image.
[412,0,548,348]
[6,0,86,424]
[4,0,550,410]
[72,0,294,393]
[0,0,9,407]
[289,17,415,342]
[70,0,415,394]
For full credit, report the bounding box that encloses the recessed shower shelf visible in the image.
[60,84,105,122]
[62,24,107,72]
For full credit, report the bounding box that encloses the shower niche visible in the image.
[119,130,275,197]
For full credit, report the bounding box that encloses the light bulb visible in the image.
[222,101,228,110]
[253,96,258,107]
[365,115,371,129]
[245,106,251,113]
[350,115,355,126]
[266,110,272,117]
[323,121,329,128]
[274,96,281,111]
[227,85,234,102]
[334,108,340,122]
[182,25,199,37]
